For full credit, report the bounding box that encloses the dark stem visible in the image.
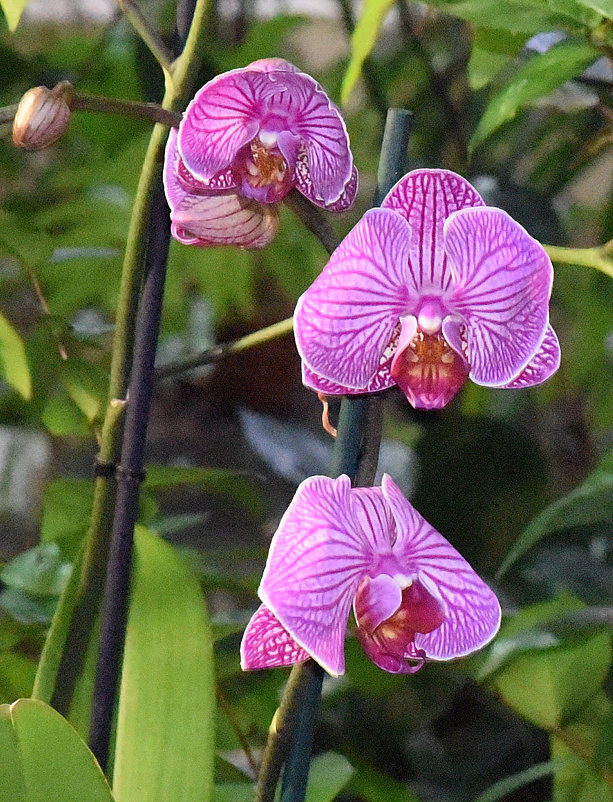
[258,108,413,802]
[284,190,340,256]
[89,178,171,771]
[71,94,181,128]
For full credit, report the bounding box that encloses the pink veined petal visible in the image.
[294,208,415,390]
[381,475,501,660]
[259,475,376,676]
[178,69,265,180]
[503,324,560,388]
[301,356,396,396]
[295,149,358,212]
[170,189,279,249]
[445,207,553,387]
[240,604,310,670]
[381,169,484,294]
[271,71,352,205]
[165,128,237,202]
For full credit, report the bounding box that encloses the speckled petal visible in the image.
[381,169,484,293]
[178,69,263,180]
[296,152,358,211]
[301,348,396,396]
[240,604,310,670]
[445,207,553,387]
[276,72,352,205]
[294,208,414,390]
[503,324,560,388]
[259,475,377,676]
[381,475,501,660]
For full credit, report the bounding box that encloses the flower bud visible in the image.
[12,81,73,151]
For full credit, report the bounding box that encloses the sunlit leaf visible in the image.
[470,42,598,150]
[0,313,31,400]
[305,752,356,802]
[40,478,94,559]
[0,698,115,802]
[467,28,528,90]
[341,0,395,104]
[113,526,215,802]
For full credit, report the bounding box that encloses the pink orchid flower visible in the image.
[163,58,357,249]
[294,169,560,408]
[241,474,501,675]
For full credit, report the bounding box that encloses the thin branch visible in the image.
[116,0,174,74]
[283,190,340,256]
[71,94,181,127]
[544,243,613,279]
[217,683,259,779]
[155,316,294,380]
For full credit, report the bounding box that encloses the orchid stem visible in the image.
[116,0,174,75]
[32,0,209,757]
[71,94,181,127]
[544,243,613,279]
[155,317,294,380]
[257,108,413,802]
[283,190,340,256]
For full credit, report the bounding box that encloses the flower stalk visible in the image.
[255,108,413,802]
[32,0,209,754]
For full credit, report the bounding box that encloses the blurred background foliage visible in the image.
[0,0,612,800]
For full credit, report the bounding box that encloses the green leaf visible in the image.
[113,526,215,802]
[553,731,613,801]
[305,752,356,802]
[470,42,598,150]
[0,698,115,802]
[1,543,72,597]
[59,359,108,426]
[40,478,95,559]
[0,654,37,703]
[576,0,613,17]
[0,312,31,400]
[475,761,558,802]
[498,448,613,576]
[144,465,265,519]
[467,28,528,90]
[428,0,595,33]
[0,0,29,29]
[489,599,612,730]
[213,785,254,802]
[341,0,395,104]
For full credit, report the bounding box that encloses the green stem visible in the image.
[544,243,613,279]
[33,0,210,717]
[256,108,412,802]
[71,94,181,127]
[116,0,174,75]
[155,317,294,380]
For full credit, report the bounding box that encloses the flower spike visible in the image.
[241,474,501,675]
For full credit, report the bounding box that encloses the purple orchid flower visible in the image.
[294,169,560,409]
[241,474,501,675]
[163,58,357,249]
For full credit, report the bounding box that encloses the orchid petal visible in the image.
[178,70,264,180]
[294,208,414,390]
[296,152,358,211]
[353,574,402,632]
[172,190,279,249]
[240,604,309,670]
[356,630,425,674]
[445,207,553,387]
[381,475,501,660]
[271,72,352,205]
[259,475,375,676]
[301,348,396,396]
[381,169,484,294]
[503,324,560,388]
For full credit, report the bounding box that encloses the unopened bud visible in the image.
[12,81,74,151]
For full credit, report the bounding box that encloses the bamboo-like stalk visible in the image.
[255,108,413,802]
